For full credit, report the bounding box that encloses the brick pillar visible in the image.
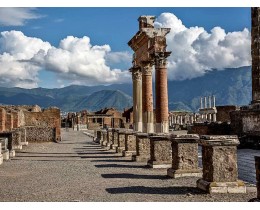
[131,67,143,132]
[5,113,13,131]
[0,108,6,132]
[251,8,260,103]
[142,62,154,133]
[155,52,170,133]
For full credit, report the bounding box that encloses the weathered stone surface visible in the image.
[25,126,55,142]
[116,129,126,153]
[147,134,171,168]
[123,131,136,157]
[132,133,150,162]
[256,156,260,199]
[110,129,119,150]
[197,135,245,193]
[167,134,202,178]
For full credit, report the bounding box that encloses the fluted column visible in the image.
[142,62,154,133]
[131,67,143,132]
[155,52,170,133]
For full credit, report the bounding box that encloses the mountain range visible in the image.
[0,66,252,112]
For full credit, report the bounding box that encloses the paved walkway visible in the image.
[0,129,258,202]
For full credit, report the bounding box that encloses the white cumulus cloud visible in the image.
[155,13,251,80]
[0,31,131,88]
[0,8,42,26]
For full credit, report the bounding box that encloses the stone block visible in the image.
[255,156,260,199]
[197,135,245,194]
[9,149,15,158]
[2,149,9,160]
[147,133,172,168]
[167,134,202,178]
[0,154,3,165]
[132,133,150,162]
[111,128,119,149]
[116,129,126,153]
[123,130,136,157]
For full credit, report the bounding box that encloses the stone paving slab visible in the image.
[0,129,258,202]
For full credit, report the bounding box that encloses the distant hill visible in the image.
[0,66,252,112]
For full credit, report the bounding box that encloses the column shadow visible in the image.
[94,164,149,169]
[101,173,169,180]
[106,186,205,195]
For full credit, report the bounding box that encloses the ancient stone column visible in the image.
[111,128,119,150]
[142,62,154,133]
[131,67,143,132]
[200,97,203,109]
[204,97,207,108]
[197,135,246,194]
[212,113,217,122]
[155,53,170,133]
[251,8,260,104]
[208,96,212,108]
[213,96,216,107]
[167,134,202,178]
[116,129,126,153]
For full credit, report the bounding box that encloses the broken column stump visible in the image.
[122,130,136,157]
[110,129,119,150]
[147,133,172,168]
[197,135,246,194]
[0,137,9,160]
[96,130,102,145]
[106,128,113,148]
[101,129,108,147]
[167,134,202,178]
[132,133,151,162]
[115,129,126,153]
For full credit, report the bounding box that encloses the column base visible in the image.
[13,145,23,150]
[156,122,169,133]
[132,155,150,162]
[9,150,16,158]
[196,179,246,194]
[147,160,171,169]
[110,144,118,150]
[21,141,29,146]
[102,141,108,146]
[2,149,9,160]
[115,146,125,153]
[135,122,143,132]
[167,168,202,178]
[146,122,154,133]
[105,142,111,148]
[122,150,136,157]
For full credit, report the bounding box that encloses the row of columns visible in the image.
[200,96,216,109]
[131,53,170,133]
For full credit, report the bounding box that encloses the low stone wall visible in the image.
[188,123,231,135]
[25,126,56,142]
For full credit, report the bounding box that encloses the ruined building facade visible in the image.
[128,16,171,133]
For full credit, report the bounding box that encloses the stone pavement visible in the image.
[0,129,258,202]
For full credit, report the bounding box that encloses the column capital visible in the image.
[141,62,153,75]
[154,52,171,68]
[132,68,142,81]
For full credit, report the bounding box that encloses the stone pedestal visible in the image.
[0,138,9,160]
[197,135,246,194]
[0,142,3,165]
[106,128,113,148]
[256,156,260,200]
[132,133,150,162]
[115,129,126,153]
[101,130,108,147]
[96,130,102,145]
[147,134,172,168]
[9,149,15,158]
[122,130,136,157]
[110,129,119,150]
[167,134,202,178]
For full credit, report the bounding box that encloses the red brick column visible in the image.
[142,62,154,133]
[155,52,170,133]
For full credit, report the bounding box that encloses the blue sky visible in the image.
[0,7,252,89]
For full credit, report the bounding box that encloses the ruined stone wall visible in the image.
[12,111,19,128]
[188,123,231,135]
[24,107,61,141]
[216,106,238,122]
[25,126,55,142]
[0,108,6,132]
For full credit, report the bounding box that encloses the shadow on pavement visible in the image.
[106,186,205,195]
[101,173,169,180]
